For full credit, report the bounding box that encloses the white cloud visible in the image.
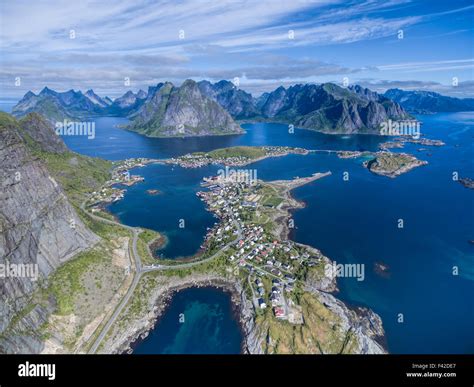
[0,0,472,98]
[377,59,474,72]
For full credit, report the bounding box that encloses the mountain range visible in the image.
[384,89,474,114]
[11,80,426,136]
[251,83,411,134]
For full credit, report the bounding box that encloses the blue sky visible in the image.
[0,0,473,99]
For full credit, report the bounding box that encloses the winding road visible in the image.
[82,197,242,354]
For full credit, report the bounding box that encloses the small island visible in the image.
[146,189,162,195]
[379,136,445,150]
[337,150,428,178]
[374,262,390,278]
[337,150,373,159]
[364,152,428,178]
[459,177,474,190]
[397,137,445,147]
[378,141,404,150]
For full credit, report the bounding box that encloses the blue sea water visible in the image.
[131,287,242,354]
[108,162,218,258]
[58,117,386,160]
[289,114,474,354]
[10,109,473,354]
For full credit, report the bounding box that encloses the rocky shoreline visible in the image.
[271,172,332,241]
[274,174,387,354]
[99,274,263,354]
[148,234,167,256]
[337,150,428,178]
[364,153,428,178]
[311,290,386,354]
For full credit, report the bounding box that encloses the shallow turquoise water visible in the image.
[131,287,242,354]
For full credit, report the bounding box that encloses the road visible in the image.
[247,274,258,309]
[83,197,242,353]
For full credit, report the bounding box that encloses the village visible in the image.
[85,158,153,209]
[196,173,327,325]
[164,146,309,169]
[82,154,328,326]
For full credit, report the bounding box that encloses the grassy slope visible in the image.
[0,112,112,207]
[257,292,358,354]
[372,152,414,169]
[35,151,111,206]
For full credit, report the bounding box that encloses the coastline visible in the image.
[148,234,168,256]
[272,173,387,353]
[164,146,310,169]
[100,274,261,355]
[127,281,251,354]
[124,126,246,139]
[270,172,332,241]
[237,117,416,137]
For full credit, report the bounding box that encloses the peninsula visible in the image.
[97,170,386,354]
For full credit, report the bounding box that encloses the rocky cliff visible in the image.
[129,79,243,137]
[0,113,99,352]
[314,291,386,354]
[197,80,261,119]
[18,113,68,154]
